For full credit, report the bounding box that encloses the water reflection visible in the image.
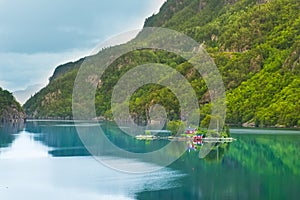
[25,121,172,159]
[0,122,24,148]
[136,131,300,200]
[24,121,300,176]
[24,121,233,169]
[2,121,299,200]
[25,120,90,157]
[0,120,186,200]
[0,131,49,159]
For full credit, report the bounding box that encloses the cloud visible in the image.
[0,0,166,98]
[0,0,166,54]
[0,48,91,91]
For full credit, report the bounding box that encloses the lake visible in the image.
[0,120,300,199]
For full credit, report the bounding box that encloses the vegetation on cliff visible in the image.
[24,0,300,127]
[0,87,24,123]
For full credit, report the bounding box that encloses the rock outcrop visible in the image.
[0,105,26,124]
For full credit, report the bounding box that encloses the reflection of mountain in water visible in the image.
[4,121,300,200]
[25,121,171,157]
[0,131,49,159]
[0,122,24,148]
[136,132,300,200]
[25,121,90,157]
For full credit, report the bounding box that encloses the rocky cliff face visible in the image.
[0,105,26,124]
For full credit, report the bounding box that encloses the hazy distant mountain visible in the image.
[13,84,44,105]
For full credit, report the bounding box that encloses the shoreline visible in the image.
[23,119,300,131]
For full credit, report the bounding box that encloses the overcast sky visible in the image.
[0,0,165,103]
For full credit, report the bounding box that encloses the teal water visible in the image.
[0,121,300,199]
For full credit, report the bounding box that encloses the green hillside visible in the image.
[0,87,24,123]
[24,0,300,127]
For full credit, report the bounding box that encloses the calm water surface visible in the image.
[0,121,299,200]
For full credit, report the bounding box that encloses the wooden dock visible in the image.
[203,137,236,142]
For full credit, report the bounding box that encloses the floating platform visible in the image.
[203,137,236,143]
[136,135,157,140]
[135,135,236,142]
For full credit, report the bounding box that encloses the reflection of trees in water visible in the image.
[25,121,89,157]
[25,121,172,158]
[227,134,300,176]
[142,135,300,200]
[203,142,230,163]
[25,121,83,147]
[102,122,170,153]
[0,122,24,147]
[25,121,169,157]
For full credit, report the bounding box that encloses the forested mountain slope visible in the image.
[24,0,300,127]
[0,87,25,123]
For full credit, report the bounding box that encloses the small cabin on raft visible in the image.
[185,127,197,134]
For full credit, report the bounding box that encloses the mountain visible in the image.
[24,0,300,127]
[13,84,44,105]
[0,87,25,123]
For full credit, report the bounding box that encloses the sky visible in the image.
[0,0,166,104]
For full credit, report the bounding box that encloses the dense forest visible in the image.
[24,0,300,127]
[0,87,24,123]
